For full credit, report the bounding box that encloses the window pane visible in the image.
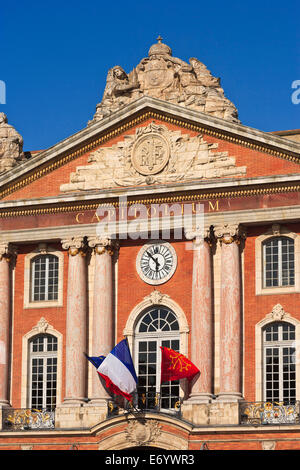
[136,307,180,410]
[31,255,59,301]
[30,335,57,410]
[263,323,296,404]
[263,237,294,288]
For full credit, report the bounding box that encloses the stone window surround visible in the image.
[255,225,300,296]
[23,244,64,309]
[21,317,63,408]
[123,291,189,399]
[123,291,189,355]
[255,305,300,402]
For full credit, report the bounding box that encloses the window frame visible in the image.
[255,307,300,402]
[262,236,295,289]
[21,318,63,409]
[262,322,296,404]
[31,254,59,302]
[255,226,300,296]
[29,334,58,410]
[24,245,64,309]
[134,306,181,410]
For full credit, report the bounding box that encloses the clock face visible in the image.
[136,241,177,285]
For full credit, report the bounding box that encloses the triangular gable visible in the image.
[0,97,299,202]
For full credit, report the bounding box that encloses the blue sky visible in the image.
[1,0,299,151]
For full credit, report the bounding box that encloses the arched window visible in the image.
[263,237,295,288]
[31,255,59,302]
[263,322,296,404]
[135,306,180,409]
[29,334,57,410]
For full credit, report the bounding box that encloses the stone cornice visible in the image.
[0,173,299,218]
[0,96,299,200]
[1,204,300,244]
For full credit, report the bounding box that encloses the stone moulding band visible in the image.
[0,110,299,201]
[0,185,299,218]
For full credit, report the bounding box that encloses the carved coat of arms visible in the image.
[125,419,161,447]
[90,38,239,124]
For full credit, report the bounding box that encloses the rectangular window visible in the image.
[31,255,59,302]
[263,323,296,405]
[30,336,57,410]
[263,238,295,288]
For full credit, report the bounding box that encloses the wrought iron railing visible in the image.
[107,391,182,418]
[240,401,300,425]
[2,408,55,431]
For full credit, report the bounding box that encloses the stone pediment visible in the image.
[60,122,246,192]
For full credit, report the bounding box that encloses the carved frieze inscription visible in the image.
[60,122,246,192]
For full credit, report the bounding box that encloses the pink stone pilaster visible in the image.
[61,237,87,404]
[214,224,246,402]
[88,237,117,402]
[185,229,213,402]
[0,244,14,407]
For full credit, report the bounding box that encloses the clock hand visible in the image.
[146,250,160,267]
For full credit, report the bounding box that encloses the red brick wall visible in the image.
[116,238,193,344]
[243,223,300,401]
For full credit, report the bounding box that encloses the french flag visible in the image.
[86,339,138,401]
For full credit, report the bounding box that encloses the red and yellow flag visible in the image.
[160,347,200,383]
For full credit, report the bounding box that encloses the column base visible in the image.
[88,397,110,406]
[61,397,87,406]
[0,400,11,408]
[216,392,243,402]
[186,393,214,404]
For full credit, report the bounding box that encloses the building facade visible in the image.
[0,39,300,450]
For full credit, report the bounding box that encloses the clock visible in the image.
[136,241,177,285]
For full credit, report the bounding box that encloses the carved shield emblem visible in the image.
[131,133,170,175]
[139,59,174,92]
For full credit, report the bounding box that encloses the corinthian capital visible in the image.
[213,223,246,245]
[61,236,86,256]
[88,236,119,256]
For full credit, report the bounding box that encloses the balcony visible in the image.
[107,391,182,418]
[240,401,300,425]
[2,408,55,431]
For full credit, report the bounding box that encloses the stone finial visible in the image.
[0,113,24,173]
[89,42,239,124]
